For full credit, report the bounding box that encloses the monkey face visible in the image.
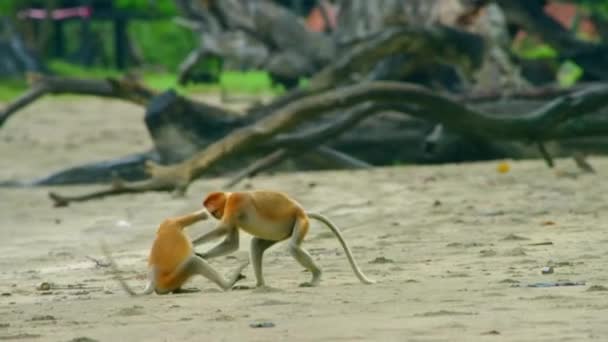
[203,192,227,219]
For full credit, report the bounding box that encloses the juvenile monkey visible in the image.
[102,208,249,296]
[193,191,375,287]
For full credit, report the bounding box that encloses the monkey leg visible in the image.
[197,228,239,259]
[185,255,249,291]
[250,238,278,287]
[288,218,322,287]
[192,224,230,246]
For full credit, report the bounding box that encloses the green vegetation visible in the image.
[128,21,197,70]
[512,36,583,87]
[557,60,584,87]
[513,40,558,60]
[0,79,28,102]
[0,60,281,102]
[577,0,608,19]
[48,60,122,78]
[115,0,178,16]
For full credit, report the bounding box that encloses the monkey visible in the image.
[101,208,249,296]
[192,191,375,288]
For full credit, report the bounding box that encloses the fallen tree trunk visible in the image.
[47,81,608,206]
[3,73,605,187]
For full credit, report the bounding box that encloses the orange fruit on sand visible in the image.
[496,162,510,173]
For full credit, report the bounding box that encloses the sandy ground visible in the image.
[1,98,608,342]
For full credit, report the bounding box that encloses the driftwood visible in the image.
[0,75,156,127]
[223,102,382,188]
[2,72,605,188]
[0,74,236,131]
[175,0,502,90]
[47,81,608,206]
[49,160,181,207]
[309,25,483,89]
[175,0,333,87]
[3,1,607,209]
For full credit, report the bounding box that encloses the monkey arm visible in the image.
[174,208,208,228]
[191,224,230,246]
[196,228,240,259]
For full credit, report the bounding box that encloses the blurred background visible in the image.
[0,1,605,98]
[2,0,608,189]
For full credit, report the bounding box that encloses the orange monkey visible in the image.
[102,208,249,295]
[193,191,375,287]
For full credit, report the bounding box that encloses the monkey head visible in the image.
[203,192,229,219]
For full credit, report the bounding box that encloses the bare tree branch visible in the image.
[47,81,608,204]
[224,148,289,188]
[309,146,372,169]
[0,75,156,127]
[536,141,554,168]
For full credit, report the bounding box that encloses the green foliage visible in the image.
[576,0,608,19]
[0,62,280,102]
[513,36,558,60]
[47,60,278,93]
[221,71,278,94]
[557,60,584,87]
[0,1,20,15]
[0,79,28,102]
[0,0,178,16]
[114,0,178,16]
[48,60,121,78]
[128,20,197,70]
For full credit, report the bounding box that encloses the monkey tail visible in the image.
[99,241,154,296]
[307,213,375,284]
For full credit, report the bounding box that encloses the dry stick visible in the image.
[423,124,444,154]
[48,179,173,207]
[456,82,603,103]
[224,102,380,188]
[224,145,371,189]
[572,151,595,173]
[0,84,46,127]
[50,101,381,204]
[308,146,372,169]
[224,149,290,188]
[536,141,554,168]
[48,82,608,205]
[48,164,178,207]
[264,102,378,149]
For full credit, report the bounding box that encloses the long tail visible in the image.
[99,242,154,296]
[307,213,375,284]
